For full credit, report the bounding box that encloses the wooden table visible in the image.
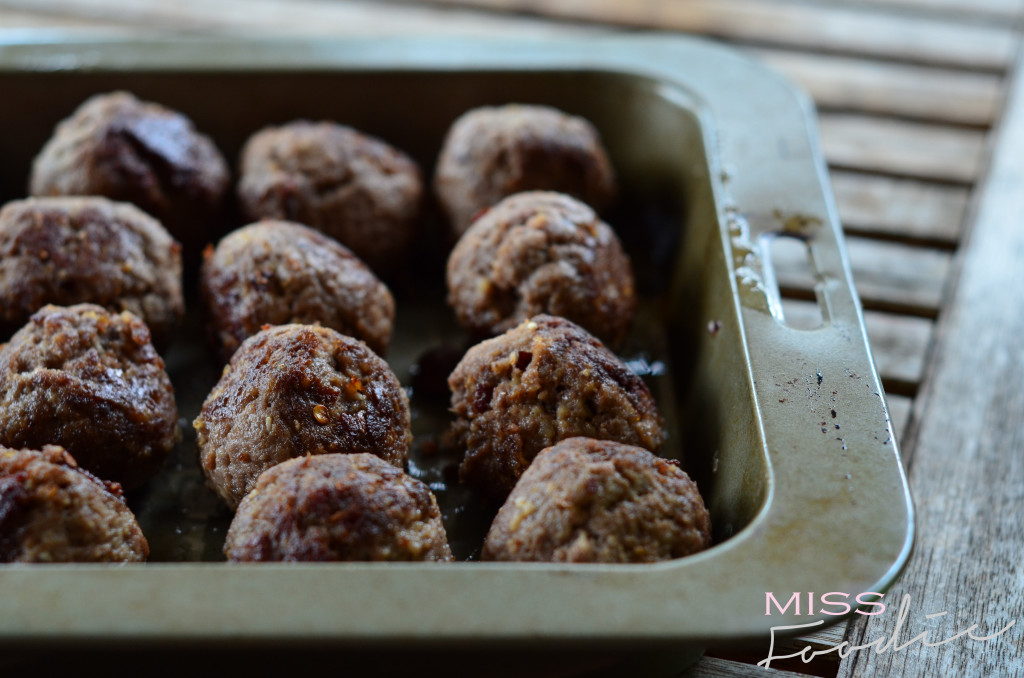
[3,1,1022,676]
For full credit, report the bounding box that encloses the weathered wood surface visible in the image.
[419,0,1019,69]
[7,0,1019,68]
[750,48,1004,126]
[810,0,1024,23]
[682,656,816,677]
[836,45,1024,678]
[818,114,988,184]
[829,171,967,245]
[774,235,953,315]
[0,0,603,37]
[684,659,819,678]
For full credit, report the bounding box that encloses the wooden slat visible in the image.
[772,235,953,315]
[838,47,1024,678]
[830,171,967,245]
[771,620,851,678]
[685,656,819,677]
[0,0,603,37]
[751,48,1003,126]
[838,236,951,313]
[818,114,988,184]
[810,0,1024,23]
[781,299,932,390]
[0,8,136,28]
[418,0,1019,70]
[0,9,152,42]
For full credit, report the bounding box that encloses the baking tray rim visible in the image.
[0,34,914,645]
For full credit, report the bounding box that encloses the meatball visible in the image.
[29,91,229,265]
[434,104,617,236]
[0,304,179,490]
[224,453,452,562]
[195,324,412,509]
[482,438,710,563]
[201,220,394,363]
[0,196,183,345]
[0,445,148,562]
[449,315,663,501]
[237,121,422,273]
[446,191,634,346]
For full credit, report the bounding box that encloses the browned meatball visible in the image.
[201,220,394,363]
[0,445,149,562]
[237,121,422,273]
[449,315,663,501]
[0,196,183,345]
[447,191,634,346]
[224,453,452,562]
[29,91,229,264]
[195,324,412,509]
[482,438,710,563]
[434,104,617,236]
[0,304,179,490]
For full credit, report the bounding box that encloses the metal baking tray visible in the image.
[0,35,913,671]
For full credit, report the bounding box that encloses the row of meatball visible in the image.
[0,435,708,565]
[202,313,711,562]
[6,161,632,370]
[0,190,635,369]
[27,90,616,276]
[0,195,392,359]
[0,306,710,564]
[223,435,711,564]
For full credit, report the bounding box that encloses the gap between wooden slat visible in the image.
[414,0,1018,71]
[750,48,1003,126]
[829,171,967,246]
[772,235,953,316]
[819,114,988,184]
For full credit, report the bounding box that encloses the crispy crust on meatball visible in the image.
[483,438,710,563]
[0,304,180,490]
[448,315,663,501]
[447,191,634,346]
[201,220,394,363]
[0,196,183,345]
[237,120,422,273]
[224,453,452,562]
[0,445,148,562]
[434,104,617,236]
[29,91,229,261]
[195,324,412,509]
